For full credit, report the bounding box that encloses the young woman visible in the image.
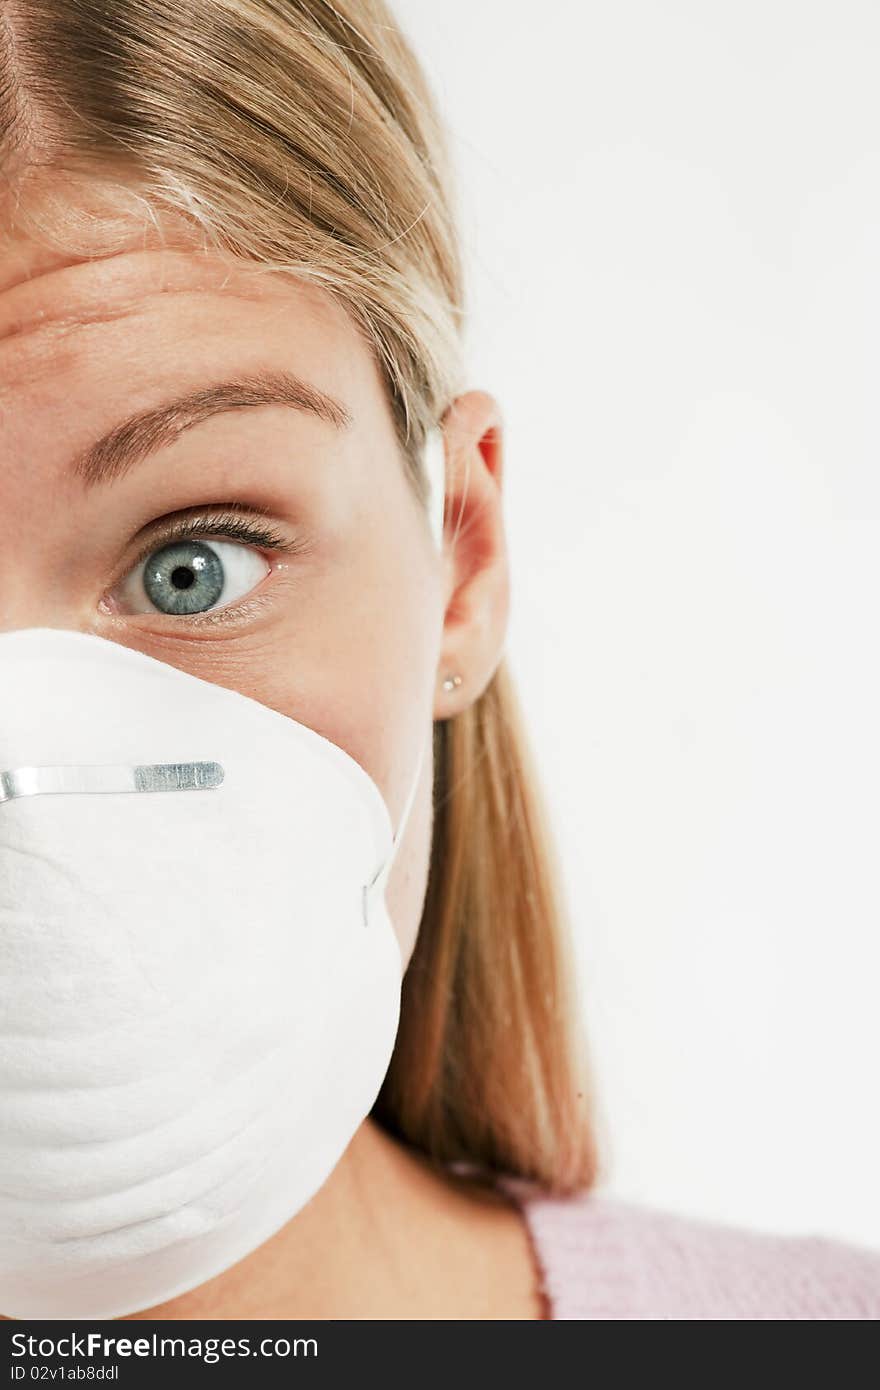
[0,0,877,1320]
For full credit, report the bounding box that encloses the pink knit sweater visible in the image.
[499,1181,880,1319]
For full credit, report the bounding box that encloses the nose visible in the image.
[0,559,101,637]
[0,550,63,633]
[0,486,102,632]
[0,610,94,638]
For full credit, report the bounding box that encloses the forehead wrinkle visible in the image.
[0,282,276,353]
[0,284,311,408]
[0,245,296,355]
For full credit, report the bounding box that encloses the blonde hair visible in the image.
[1,0,602,1193]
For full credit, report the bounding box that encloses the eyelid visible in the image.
[125,504,306,575]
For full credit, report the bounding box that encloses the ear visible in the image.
[433,390,510,720]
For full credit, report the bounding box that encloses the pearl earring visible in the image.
[441,673,463,694]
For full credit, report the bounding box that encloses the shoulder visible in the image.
[498,1180,880,1320]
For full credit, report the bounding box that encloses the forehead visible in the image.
[0,242,365,406]
[0,240,392,516]
[0,243,380,494]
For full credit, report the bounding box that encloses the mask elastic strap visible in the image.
[361,429,443,924]
[362,733,427,924]
[423,425,446,550]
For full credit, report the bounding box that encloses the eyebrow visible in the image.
[71,369,353,490]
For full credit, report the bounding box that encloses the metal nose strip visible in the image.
[0,761,225,803]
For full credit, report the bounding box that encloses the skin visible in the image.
[0,211,544,1319]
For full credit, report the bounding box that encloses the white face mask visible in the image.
[0,430,445,1322]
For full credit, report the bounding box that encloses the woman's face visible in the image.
[0,227,509,967]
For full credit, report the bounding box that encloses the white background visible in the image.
[398,1,880,1247]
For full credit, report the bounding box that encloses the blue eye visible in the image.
[116,536,271,617]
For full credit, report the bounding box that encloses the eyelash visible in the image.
[131,504,300,563]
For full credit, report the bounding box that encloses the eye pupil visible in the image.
[171,566,195,591]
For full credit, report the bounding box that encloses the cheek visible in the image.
[105,462,443,876]
[268,490,443,827]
